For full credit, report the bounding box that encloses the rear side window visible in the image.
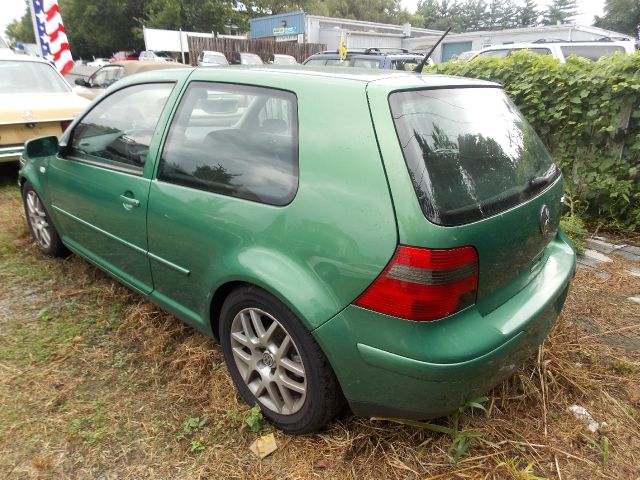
[391,59,420,71]
[352,59,380,68]
[560,45,625,61]
[159,82,298,206]
[389,88,559,226]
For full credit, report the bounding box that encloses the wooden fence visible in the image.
[187,36,326,65]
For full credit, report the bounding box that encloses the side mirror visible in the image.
[75,77,88,86]
[25,136,59,158]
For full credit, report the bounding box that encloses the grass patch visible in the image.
[1,164,639,479]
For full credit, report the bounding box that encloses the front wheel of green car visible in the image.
[22,181,68,257]
[220,286,344,434]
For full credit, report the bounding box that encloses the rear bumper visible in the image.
[0,145,23,162]
[313,233,576,419]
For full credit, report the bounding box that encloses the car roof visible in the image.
[108,60,185,75]
[0,52,52,64]
[118,64,499,91]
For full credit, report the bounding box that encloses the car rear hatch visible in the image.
[366,78,563,315]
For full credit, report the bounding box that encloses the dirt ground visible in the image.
[1,163,639,480]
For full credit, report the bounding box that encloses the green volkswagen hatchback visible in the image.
[19,66,576,434]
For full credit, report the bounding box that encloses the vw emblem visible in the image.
[262,351,276,368]
[539,204,551,235]
[22,110,35,122]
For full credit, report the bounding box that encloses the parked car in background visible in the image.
[0,52,88,163]
[303,48,433,69]
[19,65,576,434]
[270,53,297,65]
[140,50,174,62]
[197,50,229,67]
[73,60,185,100]
[111,51,139,62]
[87,58,109,67]
[474,39,635,62]
[229,52,263,65]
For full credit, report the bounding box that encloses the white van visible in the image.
[474,39,635,62]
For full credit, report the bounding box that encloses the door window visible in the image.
[68,83,174,173]
[159,82,299,206]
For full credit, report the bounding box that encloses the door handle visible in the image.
[120,194,140,209]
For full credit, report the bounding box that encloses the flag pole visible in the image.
[27,0,44,58]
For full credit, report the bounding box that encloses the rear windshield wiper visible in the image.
[525,164,558,193]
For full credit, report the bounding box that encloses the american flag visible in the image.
[31,0,74,75]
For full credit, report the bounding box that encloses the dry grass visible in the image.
[1,164,639,479]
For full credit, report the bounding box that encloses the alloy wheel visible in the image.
[25,190,52,250]
[229,307,306,415]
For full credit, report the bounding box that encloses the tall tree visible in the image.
[517,0,540,27]
[459,0,487,31]
[58,0,146,59]
[542,0,578,26]
[4,1,35,44]
[594,0,640,37]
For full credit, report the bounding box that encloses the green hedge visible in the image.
[427,51,640,230]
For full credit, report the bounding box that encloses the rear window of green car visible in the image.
[389,87,559,226]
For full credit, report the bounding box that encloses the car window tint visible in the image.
[324,59,344,66]
[352,59,380,68]
[479,49,509,58]
[159,82,299,206]
[560,45,625,61]
[69,83,174,173]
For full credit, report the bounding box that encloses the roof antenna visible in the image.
[414,27,451,74]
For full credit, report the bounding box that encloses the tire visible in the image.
[22,181,69,258]
[220,286,344,434]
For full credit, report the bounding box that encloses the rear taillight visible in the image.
[60,120,72,132]
[354,245,478,321]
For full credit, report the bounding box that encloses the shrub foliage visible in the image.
[428,51,640,230]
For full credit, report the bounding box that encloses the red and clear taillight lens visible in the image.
[60,120,72,132]
[354,245,478,321]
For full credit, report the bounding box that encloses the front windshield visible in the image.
[0,60,70,93]
[389,87,559,226]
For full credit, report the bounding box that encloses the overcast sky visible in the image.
[1,0,605,43]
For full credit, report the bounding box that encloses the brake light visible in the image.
[354,245,478,321]
[60,120,72,132]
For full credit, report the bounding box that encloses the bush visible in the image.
[427,52,640,231]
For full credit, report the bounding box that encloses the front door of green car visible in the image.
[47,83,174,294]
